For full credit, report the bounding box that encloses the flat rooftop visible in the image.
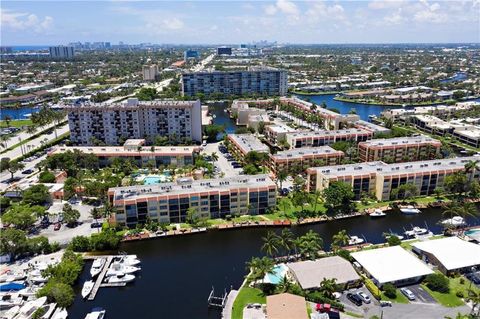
[286,128,371,139]
[109,174,276,201]
[359,136,441,148]
[228,134,269,153]
[308,156,480,178]
[266,124,297,134]
[287,256,360,289]
[271,146,343,161]
[351,246,433,284]
[354,120,391,133]
[412,237,480,271]
[50,145,200,157]
[64,98,199,110]
[454,128,480,140]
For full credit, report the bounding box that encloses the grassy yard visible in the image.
[421,275,480,307]
[232,287,266,319]
[0,119,32,128]
[380,290,410,304]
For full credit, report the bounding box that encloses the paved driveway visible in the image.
[339,287,378,316]
[407,285,437,304]
[243,306,266,319]
[366,302,471,319]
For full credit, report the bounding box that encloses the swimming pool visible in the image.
[263,263,289,285]
[465,228,480,241]
[143,174,173,185]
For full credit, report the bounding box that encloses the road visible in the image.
[1,124,69,161]
[0,153,47,192]
[202,141,243,178]
[2,121,65,149]
[191,53,215,72]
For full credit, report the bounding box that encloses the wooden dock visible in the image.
[87,256,113,300]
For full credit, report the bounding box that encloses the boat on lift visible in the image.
[441,216,466,227]
[348,236,365,246]
[404,226,429,238]
[400,206,421,215]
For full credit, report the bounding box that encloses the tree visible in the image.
[22,184,51,206]
[69,236,91,252]
[310,190,322,215]
[393,183,419,201]
[246,256,274,283]
[1,204,37,230]
[0,228,28,258]
[210,152,219,163]
[204,124,225,142]
[383,283,397,298]
[186,207,201,227]
[0,159,25,180]
[89,229,121,251]
[466,288,480,317]
[262,231,279,258]
[38,170,56,183]
[277,275,293,293]
[387,235,402,246]
[331,230,349,252]
[323,181,356,216]
[277,229,294,258]
[277,170,288,190]
[296,230,323,260]
[37,280,75,308]
[136,87,158,101]
[444,172,468,197]
[62,204,80,227]
[424,273,449,293]
[318,278,337,299]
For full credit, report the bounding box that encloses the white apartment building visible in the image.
[142,64,159,81]
[66,98,202,145]
[49,46,75,59]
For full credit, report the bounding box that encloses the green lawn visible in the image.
[421,284,464,307]
[232,287,266,319]
[0,119,32,128]
[381,290,410,304]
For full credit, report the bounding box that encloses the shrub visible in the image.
[38,171,56,183]
[37,280,75,308]
[306,291,344,311]
[425,273,450,293]
[382,283,397,299]
[387,235,402,246]
[456,291,464,298]
[69,236,91,252]
[459,278,465,285]
[90,229,121,251]
[363,276,381,300]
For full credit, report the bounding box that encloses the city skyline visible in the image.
[1,0,479,45]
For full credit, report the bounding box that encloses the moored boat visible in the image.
[369,209,386,218]
[348,235,365,245]
[404,226,429,238]
[105,273,135,284]
[400,206,421,215]
[441,216,466,227]
[84,307,106,319]
[106,262,140,277]
[90,258,106,278]
[81,280,94,299]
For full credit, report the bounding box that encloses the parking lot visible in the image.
[407,284,437,304]
[338,286,378,315]
[202,142,243,178]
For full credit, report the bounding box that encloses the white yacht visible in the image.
[14,296,47,319]
[0,293,24,309]
[84,307,106,319]
[51,307,68,319]
[400,206,421,215]
[17,286,38,298]
[39,303,57,319]
[81,280,95,299]
[369,209,386,218]
[1,305,20,319]
[441,216,466,227]
[105,273,135,284]
[0,272,26,283]
[106,262,140,277]
[384,232,404,240]
[348,236,365,246]
[404,226,429,238]
[90,258,106,278]
[116,256,140,267]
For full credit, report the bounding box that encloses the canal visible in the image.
[69,207,479,319]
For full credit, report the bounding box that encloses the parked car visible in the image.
[380,300,392,307]
[400,287,416,300]
[346,293,363,306]
[91,222,102,229]
[54,223,61,231]
[466,273,480,285]
[357,291,371,304]
[22,169,34,174]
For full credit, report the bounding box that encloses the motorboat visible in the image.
[0,293,24,309]
[81,280,94,299]
[15,296,47,319]
[0,272,26,283]
[30,275,48,284]
[84,307,106,319]
[90,258,106,278]
[400,206,421,215]
[17,286,38,298]
[384,232,404,240]
[348,236,365,246]
[105,273,135,284]
[1,305,20,319]
[404,226,429,238]
[51,307,68,319]
[106,262,140,277]
[0,282,25,292]
[39,303,57,319]
[116,256,141,267]
[441,216,466,227]
[369,209,386,218]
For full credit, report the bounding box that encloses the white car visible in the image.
[357,291,371,304]
[400,287,416,300]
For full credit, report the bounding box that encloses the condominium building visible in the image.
[285,129,372,149]
[181,67,288,97]
[227,134,270,162]
[269,146,344,175]
[353,120,391,136]
[412,115,453,136]
[108,174,277,226]
[358,136,441,163]
[49,46,75,59]
[49,139,200,168]
[306,156,480,201]
[66,98,202,145]
[264,124,297,146]
[142,64,159,81]
[452,128,480,148]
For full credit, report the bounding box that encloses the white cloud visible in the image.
[163,17,184,30]
[413,1,447,23]
[264,4,277,15]
[110,5,185,32]
[1,9,53,33]
[368,0,406,10]
[383,8,405,25]
[305,1,349,26]
[276,0,299,15]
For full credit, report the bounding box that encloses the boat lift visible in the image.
[207,286,228,309]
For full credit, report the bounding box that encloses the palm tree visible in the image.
[458,203,479,229]
[277,229,294,259]
[310,190,322,215]
[211,152,219,163]
[246,257,262,280]
[467,288,480,317]
[26,125,37,136]
[465,160,480,182]
[277,170,288,190]
[262,231,280,258]
[277,275,292,293]
[318,278,337,299]
[331,230,349,252]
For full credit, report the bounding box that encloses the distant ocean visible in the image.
[12,45,49,52]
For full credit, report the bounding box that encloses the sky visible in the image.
[1,0,479,45]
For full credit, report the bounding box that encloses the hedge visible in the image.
[363,275,381,300]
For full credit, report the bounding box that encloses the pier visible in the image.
[88,256,113,300]
[207,286,228,309]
